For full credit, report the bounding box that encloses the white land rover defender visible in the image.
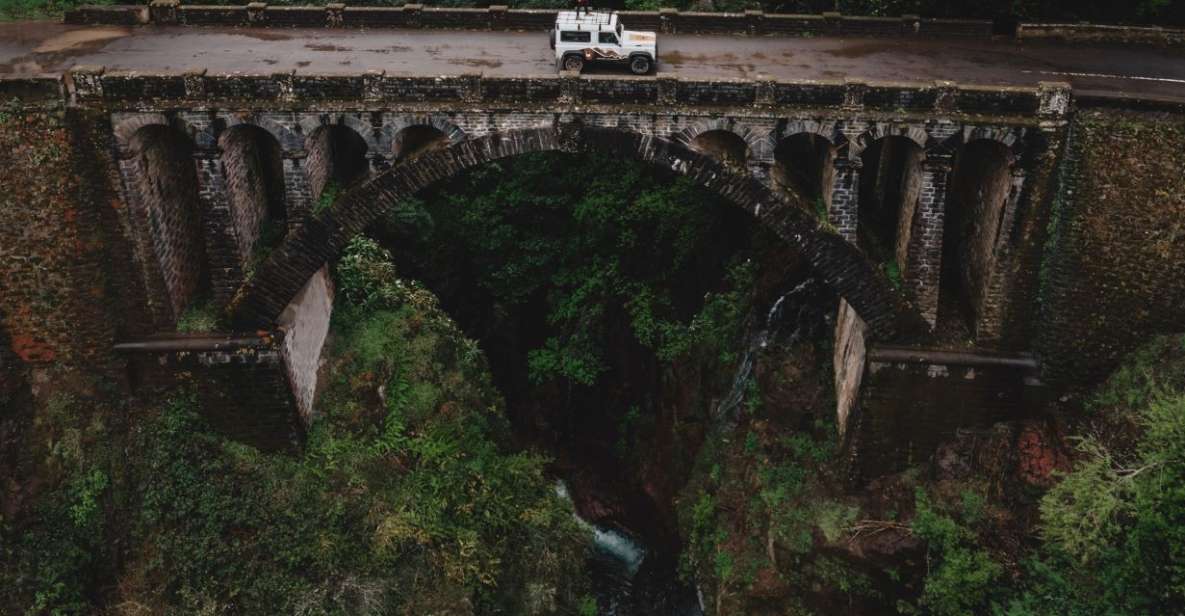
[550,11,658,75]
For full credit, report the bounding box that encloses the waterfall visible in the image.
[712,279,822,426]
[556,481,647,576]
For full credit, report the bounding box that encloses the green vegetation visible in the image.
[1002,335,1185,615]
[902,489,1002,616]
[175,296,222,332]
[0,0,111,21]
[0,237,590,614]
[313,180,341,215]
[390,152,759,388]
[674,342,884,615]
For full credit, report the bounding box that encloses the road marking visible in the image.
[1022,69,1185,85]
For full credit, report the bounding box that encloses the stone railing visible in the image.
[42,66,1064,119]
[1017,22,1185,46]
[65,2,994,38]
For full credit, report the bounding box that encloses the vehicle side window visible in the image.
[560,31,591,43]
[599,32,618,44]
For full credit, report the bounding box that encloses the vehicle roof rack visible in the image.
[555,11,616,30]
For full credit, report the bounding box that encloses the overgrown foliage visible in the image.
[384,152,758,388]
[903,489,1002,616]
[0,237,591,615]
[1001,335,1185,615]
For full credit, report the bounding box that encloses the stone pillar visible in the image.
[833,300,867,440]
[246,2,267,25]
[744,9,763,35]
[488,4,508,30]
[976,166,1028,343]
[827,156,861,242]
[194,149,245,307]
[325,2,345,27]
[559,70,582,104]
[116,157,175,328]
[657,73,678,105]
[363,69,385,102]
[659,7,677,34]
[278,265,334,426]
[149,0,179,24]
[69,65,105,103]
[903,154,953,327]
[281,151,315,227]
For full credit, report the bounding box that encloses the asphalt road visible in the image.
[3,22,1185,99]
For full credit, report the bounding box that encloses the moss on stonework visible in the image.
[0,106,92,364]
[1038,109,1185,384]
[176,297,222,332]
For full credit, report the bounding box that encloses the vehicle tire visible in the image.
[563,54,584,73]
[629,55,652,75]
[549,29,555,50]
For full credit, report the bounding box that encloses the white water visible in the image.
[712,279,817,425]
[555,482,647,576]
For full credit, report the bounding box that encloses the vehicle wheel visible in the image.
[629,55,652,75]
[563,54,584,72]
[549,29,555,50]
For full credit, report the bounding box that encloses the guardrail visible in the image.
[65,2,994,38]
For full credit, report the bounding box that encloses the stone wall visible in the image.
[0,97,125,374]
[1038,109,1185,384]
[845,347,1047,483]
[220,126,282,262]
[946,140,1015,334]
[122,337,304,451]
[1017,22,1185,46]
[277,266,333,426]
[125,126,210,321]
[64,4,147,24]
[69,3,993,38]
[69,67,1047,120]
[834,301,867,439]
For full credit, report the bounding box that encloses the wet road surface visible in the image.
[3,22,1185,100]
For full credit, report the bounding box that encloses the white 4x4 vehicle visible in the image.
[550,11,658,75]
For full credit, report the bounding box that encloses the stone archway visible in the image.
[228,126,926,341]
[121,123,209,327]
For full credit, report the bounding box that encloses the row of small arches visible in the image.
[120,115,1023,339]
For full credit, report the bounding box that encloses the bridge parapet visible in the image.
[63,66,1052,122]
[68,2,993,38]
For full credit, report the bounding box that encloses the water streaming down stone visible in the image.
[713,278,826,427]
[555,481,701,616]
[548,279,830,615]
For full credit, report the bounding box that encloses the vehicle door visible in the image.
[596,30,624,60]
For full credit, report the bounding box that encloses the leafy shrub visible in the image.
[906,489,1003,616]
[1002,335,1185,615]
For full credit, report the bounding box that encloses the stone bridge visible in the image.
[21,65,1072,447]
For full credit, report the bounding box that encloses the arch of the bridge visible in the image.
[225,125,928,341]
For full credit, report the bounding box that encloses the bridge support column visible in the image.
[278,265,334,426]
[902,154,953,327]
[975,165,1028,343]
[116,157,175,329]
[281,151,315,226]
[834,300,867,440]
[827,156,861,242]
[194,149,246,307]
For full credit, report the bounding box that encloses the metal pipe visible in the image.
[112,336,270,353]
[868,346,1039,370]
